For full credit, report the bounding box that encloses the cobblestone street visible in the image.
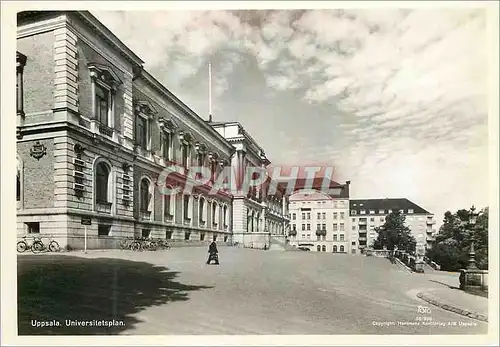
[18,247,488,335]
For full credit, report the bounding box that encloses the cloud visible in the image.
[92,8,490,226]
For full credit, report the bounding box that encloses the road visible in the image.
[17,247,488,335]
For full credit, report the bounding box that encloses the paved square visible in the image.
[18,247,487,335]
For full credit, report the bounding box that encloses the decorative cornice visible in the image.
[16,51,27,70]
[136,71,234,153]
[88,63,123,88]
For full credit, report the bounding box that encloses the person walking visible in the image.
[207,240,219,265]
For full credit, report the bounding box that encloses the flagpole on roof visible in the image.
[208,61,212,122]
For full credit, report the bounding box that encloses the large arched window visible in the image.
[16,159,21,202]
[199,197,208,226]
[333,245,338,253]
[163,185,175,221]
[212,201,219,228]
[95,162,111,203]
[340,245,345,253]
[140,178,150,211]
[223,205,228,228]
[322,245,326,252]
[317,245,321,252]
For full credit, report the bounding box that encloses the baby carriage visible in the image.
[207,251,219,265]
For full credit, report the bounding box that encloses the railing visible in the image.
[79,117,91,129]
[140,211,151,220]
[95,201,112,214]
[98,122,114,138]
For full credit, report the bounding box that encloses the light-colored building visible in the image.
[210,122,289,249]
[349,198,437,253]
[287,181,352,254]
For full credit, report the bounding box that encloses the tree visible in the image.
[427,207,488,271]
[373,211,416,253]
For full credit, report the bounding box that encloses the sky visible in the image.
[92,6,490,227]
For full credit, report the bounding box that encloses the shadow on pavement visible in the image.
[18,254,212,335]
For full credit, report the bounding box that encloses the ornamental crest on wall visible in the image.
[30,141,47,160]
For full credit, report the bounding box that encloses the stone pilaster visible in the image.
[53,26,79,121]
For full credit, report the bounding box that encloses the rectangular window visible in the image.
[200,233,205,241]
[369,210,375,214]
[408,209,414,214]
[183,196,190,220]
[164,196,171,219]
[301,234,305,239]
[306,224,311,231]
[340,223,345,231]
[322,224,326,230]
[333,212,338,220]
[25,222,40,234]
[98,225,111,236]
[333,234,338,241]
[352,226,356,231]
[292,224,296,231]
[166,231,173,240]
[302,224,305,231]
[162,132,171,160]
[95,84,109,125]
[352,241,356,245]
[317,212,321,219]
[142,229,151,238]
[292,213,296,220]
[302,213,305,219]
[333,224,338,231]
[360,210,366,215]
[340,212,345,219]
[184,232,190,241]
[181,143,189,167]
[136,116,147,148]
[322,212,326,219]
[307,213,311,220]
[370,217,375,222]
[307,234,311,239]
[379,209,385,214]
[340,234,344,241]
[316,224,321,230]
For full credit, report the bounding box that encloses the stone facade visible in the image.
[16,11,234,250]
[16,11,286,251]
[211,122,290,249]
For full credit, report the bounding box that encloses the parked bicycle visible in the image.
[119,237,135,250]
[17,236,59,253]
[156,239,171,250]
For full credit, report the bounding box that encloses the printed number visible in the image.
[417,306,432,314]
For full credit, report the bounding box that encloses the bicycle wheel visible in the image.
[17,241,27,253]
[32,241,44,254]
[131,241,141,252]
[48,241,60,252]
[149,241,158,251]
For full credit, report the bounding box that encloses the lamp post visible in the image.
[467,205,478,270]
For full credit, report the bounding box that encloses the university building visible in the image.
[210,122,290,249]
[287,180,353,254]
[16,11,288,250]
[349,198,437,253]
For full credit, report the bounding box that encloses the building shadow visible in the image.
[18,254,212,335]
